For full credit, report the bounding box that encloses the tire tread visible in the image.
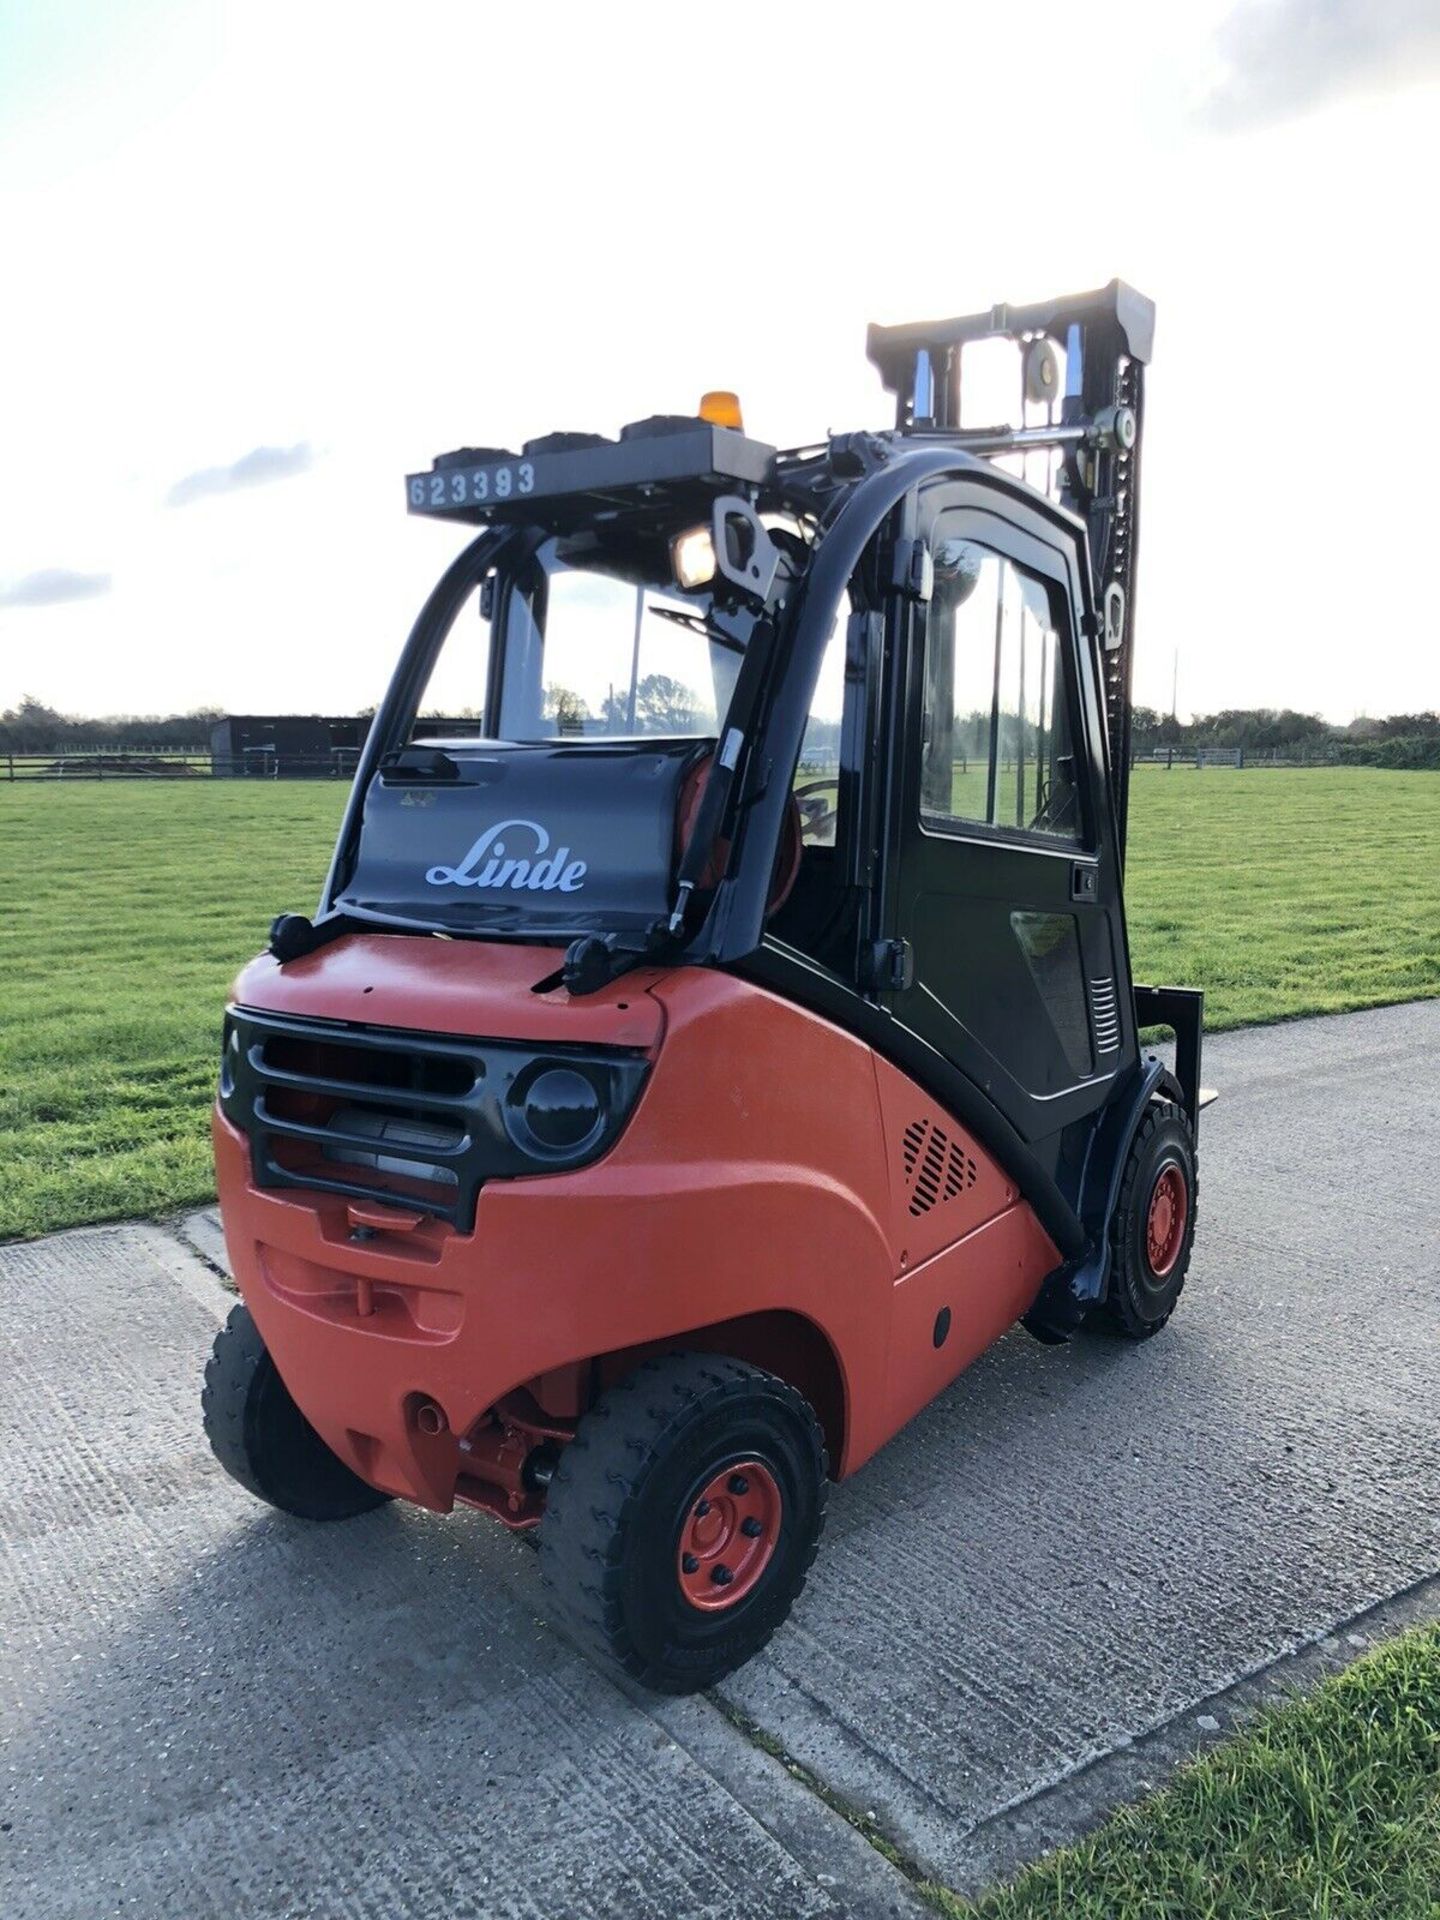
[538,1351,827,1691]
[1101,1098,1198,1340]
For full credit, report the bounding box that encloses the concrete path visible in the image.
[4,1000,1439,1915]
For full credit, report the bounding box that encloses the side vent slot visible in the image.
[901,1118,977,1218]
[1090,976,1122,1056]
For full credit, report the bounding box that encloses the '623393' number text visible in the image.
[410,462,535,510]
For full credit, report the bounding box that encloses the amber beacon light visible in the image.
[698,389,744,429]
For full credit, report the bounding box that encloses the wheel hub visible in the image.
[677,1460,782,1611]
[1145,1163,1188,1278]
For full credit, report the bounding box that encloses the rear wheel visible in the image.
[1100,1099,1198,1340]
[538,1352,827,1693]
[202,1303,392,1520]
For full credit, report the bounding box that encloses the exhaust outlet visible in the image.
[414,1400,447,1437]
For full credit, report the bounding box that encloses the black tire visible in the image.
[202,1303,392,1520]
[1100,1098,1198,1340]
[538,1352,827,1694]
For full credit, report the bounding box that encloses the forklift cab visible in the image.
[212,281,1204,1695]
[286,277,1200,1327]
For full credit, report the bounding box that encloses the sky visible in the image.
[1,0,1437,726]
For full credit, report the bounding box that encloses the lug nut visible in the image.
[682,1553,700,1574]
[711,1564,734,1586]
[694,1498,711,1518]
[741,1517,763,1538]
[728,1473,749,1495]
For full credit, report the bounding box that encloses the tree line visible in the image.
[1130,706,1440,770]
[0,696,226,754]
[3,692,1438,769]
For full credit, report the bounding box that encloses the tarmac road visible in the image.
[4,999,1438,1916]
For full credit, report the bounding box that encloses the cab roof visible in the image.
[406,418,778,533]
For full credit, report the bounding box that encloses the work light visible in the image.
[671,525,717,590]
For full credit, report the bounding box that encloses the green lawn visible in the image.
[954,1621,1440,1919]
[2,767,1439,1241]
[1126,765,1440,1028]
[0,781,346,1241]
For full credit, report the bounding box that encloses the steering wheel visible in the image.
[793,776,841,847]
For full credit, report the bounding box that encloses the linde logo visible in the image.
[425,819,587,893]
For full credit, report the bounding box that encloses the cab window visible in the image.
[791,591,850,847]
[920,536,1082,844]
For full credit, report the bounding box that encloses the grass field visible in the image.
[0,780,347,1241]
[2,766,1439,1241]
[955,1621,1440,1919]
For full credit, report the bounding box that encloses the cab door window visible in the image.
[791,590,850,847]
[920,537,1083,845]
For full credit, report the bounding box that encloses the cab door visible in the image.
[879,483,1135,1150]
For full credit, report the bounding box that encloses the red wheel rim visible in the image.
[676,1460,782,1611]
[1145,1163,1188,1278]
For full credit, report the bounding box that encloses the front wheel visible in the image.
[202,1303,392,1520]
[538,1352,827,1693]
[1100,1098,1198,1340]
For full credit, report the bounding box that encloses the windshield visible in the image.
[500,539,746,739]
[332,525,776,945]
[409,531,754,747]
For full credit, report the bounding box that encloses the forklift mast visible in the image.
[866,280,1153,853]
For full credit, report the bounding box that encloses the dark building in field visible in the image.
[210,714,477,777]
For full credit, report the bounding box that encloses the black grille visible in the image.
[901,1118,977,1218]
[1089,976,1122,1057]
[220,1006,647,1230]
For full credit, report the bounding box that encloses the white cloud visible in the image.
[166,442,314,507]
[0,568,112,608]
[1201,0,1440,129]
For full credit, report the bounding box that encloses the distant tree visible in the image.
[0,696,69,752]
[599,674,701,733]
[543,684,590,735]
[1185,707,1329,753]
[1375,711,1440,740]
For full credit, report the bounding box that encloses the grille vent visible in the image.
[1090,976,1122,1056]
[218,1007,647,1232]
[901,1118,977,1218]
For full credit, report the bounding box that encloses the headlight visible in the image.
[671,524,716,590]
[505,1063,606,1161]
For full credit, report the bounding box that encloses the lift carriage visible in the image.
[205,280,1203,1692]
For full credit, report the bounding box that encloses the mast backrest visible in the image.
[867,280,1154,856]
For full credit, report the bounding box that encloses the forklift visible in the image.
[204,280,1202,1693]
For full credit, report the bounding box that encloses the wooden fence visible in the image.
[2,751,359,781]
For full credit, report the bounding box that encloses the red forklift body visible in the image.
[217,940,1057,1507]
[207,280,1203,1691]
